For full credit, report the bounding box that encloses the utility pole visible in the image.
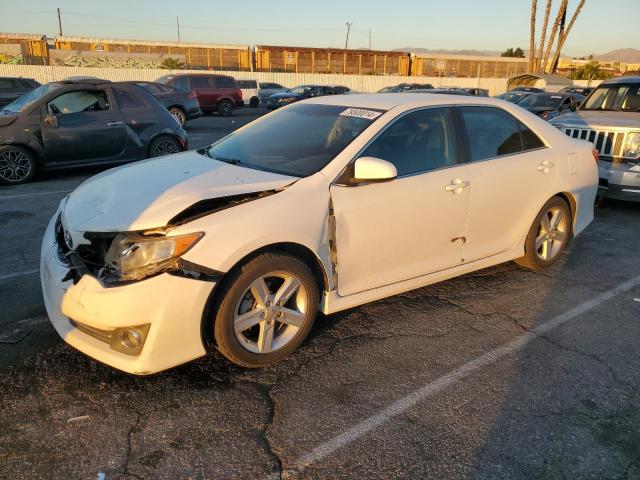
[176,16,181,43]
[369,29,372,50]
[344,22,353,50]
[57,8,63,36]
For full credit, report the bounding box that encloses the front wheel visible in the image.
[0,145,36,185]
[515,196,572,270]
[217,99,234,117]
[212,252,319,368]
[249,96,259,108]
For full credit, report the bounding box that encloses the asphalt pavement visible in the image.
[1,108,639,479]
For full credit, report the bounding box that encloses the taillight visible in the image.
[592,148,599,162]
[187,91,197,99]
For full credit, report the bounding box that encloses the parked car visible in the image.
[41,93,597,374]
[267,85,337,109]
[0,79,187,185]
[407,88,471,96]
[258,82,287,105]
[512,87,545,94]
[120,81,201,126]
[156,74,243,116]
[516,92,584,121]
[551,76,640,202]
[378,83,434,93]
[560,86,594,97]
[0,77,40,109]
[494,91,533,104]
[237,79,260,107]
[462,88,489,96]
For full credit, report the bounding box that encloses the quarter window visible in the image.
[47,90,109,114]
[189,76,209,89]
[360,108,457,176]
[460,107,524,161]
[216,76,236,88]
[519,122,545,150]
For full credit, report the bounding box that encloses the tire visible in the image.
[217,99,234,117]
[168,107,187,127]
[249,96,259,108]
[0,145,37,185]
[148,135,181,157]
[515,196,572,271]
[212,252,319,368]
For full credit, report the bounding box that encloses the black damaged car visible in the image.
[267,85,336,109]
[516,92,585,121]
[0,79,188,185]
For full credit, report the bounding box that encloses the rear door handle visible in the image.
[445,179,470,194]
[107,121,124,126]
[537,160,554,173]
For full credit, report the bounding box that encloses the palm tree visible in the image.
[549,0,586,73]
[541,0,567,74]
[529,0,537,73]
[536,0,553,73]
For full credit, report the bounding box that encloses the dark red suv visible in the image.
[156,74,243,116]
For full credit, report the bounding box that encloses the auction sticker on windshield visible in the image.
[340,108,383,120]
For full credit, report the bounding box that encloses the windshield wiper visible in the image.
[204,149,244,165]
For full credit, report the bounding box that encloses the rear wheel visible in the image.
[515,196,571,270]
[168,107,187,127]
[0,145,36,185]
[217,99,234,117]
[149,135,180,157]
[249,96,259,108]
[212,252,319,368]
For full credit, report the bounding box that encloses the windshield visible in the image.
[518,94,564,108]
[288,86,312,95]
[582,85,640,111]
[205,103,382,177]
[2,83,62,113]
[499,92,528,103]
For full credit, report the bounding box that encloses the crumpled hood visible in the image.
[550,111,640,130]
[62,151,297,232]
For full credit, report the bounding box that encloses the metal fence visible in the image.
[0,64,515,95]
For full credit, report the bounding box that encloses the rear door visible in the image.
[457,106,558,262]
[40,87,127,164]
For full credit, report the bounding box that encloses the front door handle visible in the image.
[537,160,554,173]
[107,121,124,126]
[445,179,470,194]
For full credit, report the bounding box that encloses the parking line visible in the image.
[0,189,72,201]
[0,269,39,281]
[295,273,640,470]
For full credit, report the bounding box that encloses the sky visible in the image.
[1,0,638,57]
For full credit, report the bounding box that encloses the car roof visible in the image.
[303,93,518,109]
[600,76,640,85]
[53,78,112,86]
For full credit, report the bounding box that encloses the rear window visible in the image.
[216,76,236,89]
[237,80,257,89]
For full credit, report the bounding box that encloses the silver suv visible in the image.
[550,77,640,202]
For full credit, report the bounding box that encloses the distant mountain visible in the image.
[393,47,503,57]
[594,49,640,63]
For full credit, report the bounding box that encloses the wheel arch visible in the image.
[200,241,330,350]
[147,132,183,156]
[554,191,577,237]
[0,142,43,165]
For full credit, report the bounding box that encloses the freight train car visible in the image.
[254,45,410,75]
[0,32,49,65]
[54,36,252,70]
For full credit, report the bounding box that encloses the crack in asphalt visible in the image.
[118,410,144,480]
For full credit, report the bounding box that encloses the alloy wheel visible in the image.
[151,138,180,157]
[233,271,308,354]
[0,150,32,183]
[535,206,569,261]
[170,108,186,126]
[219,101,233,116]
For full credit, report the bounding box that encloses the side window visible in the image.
[360,108,457,176]
[190,76,209,89]
[172,76,189,92]
[460,106,523,161]
[216,76,236,88]
[48,90,109,114]
[114,87,147,109]
[519,122,545,150]
[0,79,16,89]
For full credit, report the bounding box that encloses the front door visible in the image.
[330,107,471,297]
[457,106,558,262]
[41,88,126,164]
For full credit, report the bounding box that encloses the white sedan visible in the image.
[41,94,598,374]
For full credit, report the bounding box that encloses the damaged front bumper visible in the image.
[40,207,217,375]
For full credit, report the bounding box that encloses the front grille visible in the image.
[560,127,627,159]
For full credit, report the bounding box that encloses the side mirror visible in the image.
[44,114,59,129]
[353,156,397,183]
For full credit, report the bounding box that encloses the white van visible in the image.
[237,79,259,107]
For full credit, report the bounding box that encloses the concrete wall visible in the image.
[0,64,512,95]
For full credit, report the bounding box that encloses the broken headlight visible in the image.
[105,231,204,281]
